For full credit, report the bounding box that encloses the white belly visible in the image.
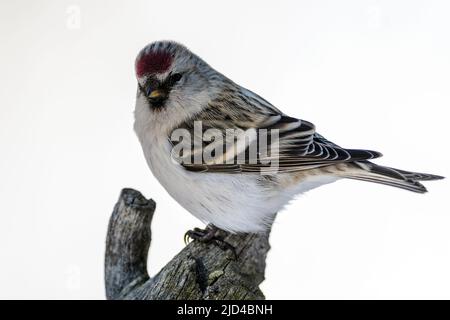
[140,137,338,233]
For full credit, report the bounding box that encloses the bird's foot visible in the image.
[184,225,237,259]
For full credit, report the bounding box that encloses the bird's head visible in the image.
[134,41,224,134]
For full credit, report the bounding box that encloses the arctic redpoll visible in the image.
[133,41,443,235]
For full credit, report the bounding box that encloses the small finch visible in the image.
[133,41,443,237]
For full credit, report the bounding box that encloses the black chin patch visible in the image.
[148,96,167,109]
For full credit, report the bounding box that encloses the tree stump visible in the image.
[105,188,271,300]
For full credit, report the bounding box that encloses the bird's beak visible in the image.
[146,88,168,107]
[148,89,165,99]
[140,80,169,107]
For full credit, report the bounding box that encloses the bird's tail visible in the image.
[341,161,444,193]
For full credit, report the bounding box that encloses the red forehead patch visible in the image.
[136,51,173,77]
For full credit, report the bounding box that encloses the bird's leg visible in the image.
[184,225,237,258]
[184,225,217,243]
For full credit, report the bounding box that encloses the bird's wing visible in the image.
[171,89,382,174]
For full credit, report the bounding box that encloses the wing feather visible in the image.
[172,89,382,174]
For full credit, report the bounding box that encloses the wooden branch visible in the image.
[105,188,271,300]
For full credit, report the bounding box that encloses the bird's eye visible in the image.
[170,73,182,83]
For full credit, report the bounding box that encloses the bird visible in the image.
[133,40,443,239]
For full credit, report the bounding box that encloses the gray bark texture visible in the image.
[105,188,271,300]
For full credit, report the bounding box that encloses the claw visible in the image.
[183,225,237,259]
[184,232,191,245]
[184,229,205,244]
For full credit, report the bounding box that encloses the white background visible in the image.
[0,0,449,299]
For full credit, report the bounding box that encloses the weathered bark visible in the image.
[105,188,271,300]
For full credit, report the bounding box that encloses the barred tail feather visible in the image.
[344,173,428,193]
[341,161,444,194]
[387,168,444,181]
